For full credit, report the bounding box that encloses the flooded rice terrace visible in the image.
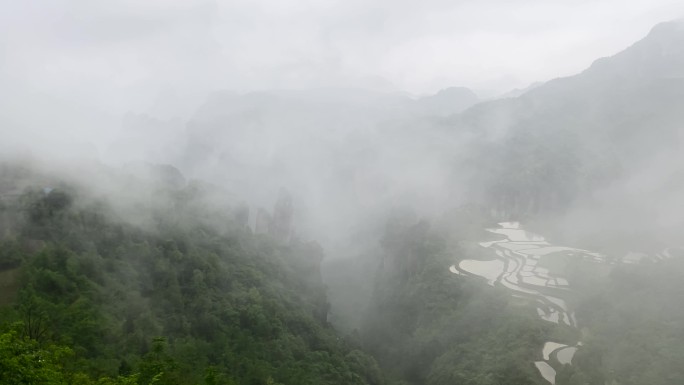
[450,222,675,384]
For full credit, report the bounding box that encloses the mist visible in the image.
[2,2,684,385]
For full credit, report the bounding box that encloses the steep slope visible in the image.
[452,20,684,248]
[176,87,471,248]
[414,87,479,116]
[352,21,684,385]
[360,210,558,385]
[0,162,386,385]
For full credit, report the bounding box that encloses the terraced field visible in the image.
[450,222,676,384]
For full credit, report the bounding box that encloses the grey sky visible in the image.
[2,0,684,117]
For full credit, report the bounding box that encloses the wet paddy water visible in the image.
[450,222,675,384]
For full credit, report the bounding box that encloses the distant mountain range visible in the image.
[105,20,684,250]
[451,20,684,248]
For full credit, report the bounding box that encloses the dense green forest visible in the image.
[4,162,684,385]
[358,210,563,385]
[4,152,684,385]
[0,164,384,385]
[2,6,684,385]
[555,252,684,385]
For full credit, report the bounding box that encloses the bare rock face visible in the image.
[270,189,293,242]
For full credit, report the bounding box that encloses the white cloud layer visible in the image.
[1,0,683,117]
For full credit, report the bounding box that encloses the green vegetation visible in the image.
[0,166,384,385]
[557,253,684,385]
[360,211,556,385]
[4,163,684,385]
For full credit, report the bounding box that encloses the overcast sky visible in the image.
[2,0,684,118]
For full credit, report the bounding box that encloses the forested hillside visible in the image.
[360,210,558,385]
[0,163,384,385]
[323,23,684,383]
[457,21,684,239]
[557,249,684,385]
[2,12,684,385]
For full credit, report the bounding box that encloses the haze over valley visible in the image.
[2,2,684,385]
